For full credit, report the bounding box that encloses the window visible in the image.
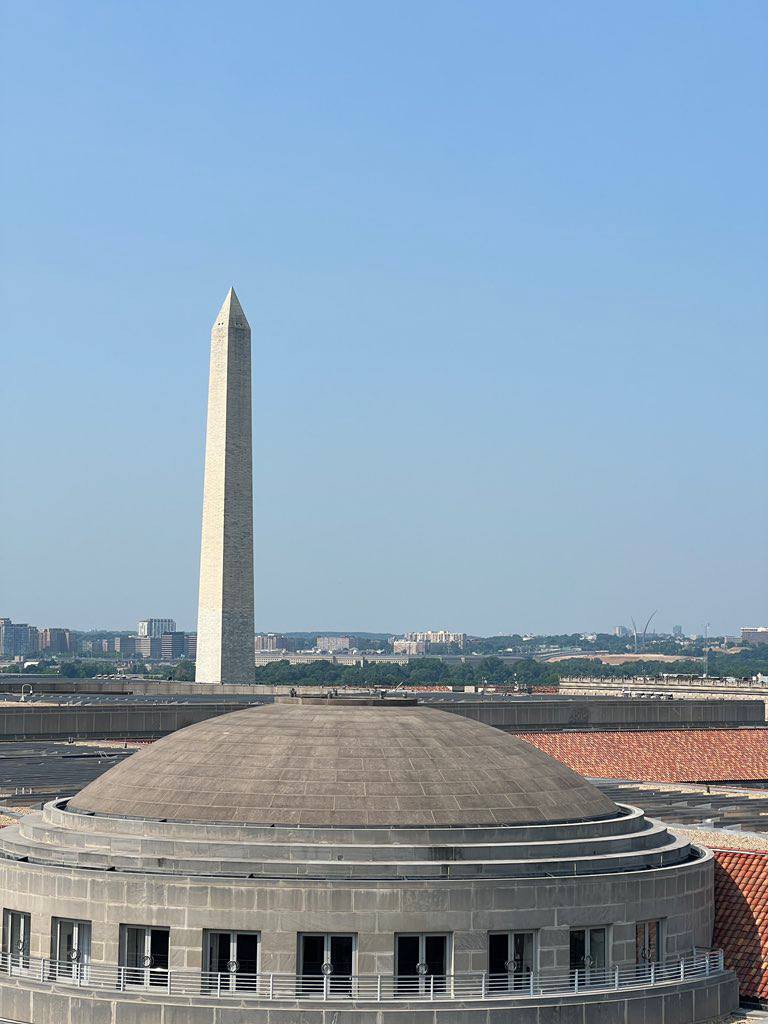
[2,910,30,974]
[488,931,536,991]
[298,933,355,995]
[120,926,169,987]
[569,927,607,975]
[204,931,259,992]
[51,919,91,982]
[636,920,663,965]
[395,933,450,994]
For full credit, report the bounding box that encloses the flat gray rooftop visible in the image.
[0,741,133,802]
[595,779,768,837]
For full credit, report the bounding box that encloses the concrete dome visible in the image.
[69,701,618,827]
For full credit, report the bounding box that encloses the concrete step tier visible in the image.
[0,799,696,881]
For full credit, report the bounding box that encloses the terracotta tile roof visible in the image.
[515,728,768,783]
[712,848,768,1003]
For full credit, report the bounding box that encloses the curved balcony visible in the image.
[0,948,726,1004]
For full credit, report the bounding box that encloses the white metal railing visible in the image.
[0,948,725,1003]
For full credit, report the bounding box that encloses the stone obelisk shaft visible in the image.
[195,289,255,685]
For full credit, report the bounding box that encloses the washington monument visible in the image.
[195,288,255,685]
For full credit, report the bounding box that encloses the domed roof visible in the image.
[69,702,617,828]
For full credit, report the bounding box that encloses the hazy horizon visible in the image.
[1,2,766,638]
[34,623,741,640]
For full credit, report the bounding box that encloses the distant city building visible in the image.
[393,639,427,656]
[78,636,117,656]
[613,626,631,637]
[672,625,683,637]
[25,625,39,656]
[78,636,129,657]
[39,628,73,654]
[404,630,466,648]
[742,627,768,646]
[315,635,351,653]
[113,635,137,657]
[184,633,197,659]
[255,634,301,654]
[256,633,287,652]
[135,636,162,659]
[138,618,176,638]
[160,632,187,661]
[0,620,39,658]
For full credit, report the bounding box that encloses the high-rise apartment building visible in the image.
[160,632,187,661]
[113,636,137,657]
[315,635,352,653]
[393,639,427,656]
[255,634,300,653]
[135,636,161,659]
[39,628,73,654]
[138,618,177,638]
[0,619,11,657]
[0,620,39,658]
[404,630,466,648]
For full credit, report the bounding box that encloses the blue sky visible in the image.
[1,1,765,635]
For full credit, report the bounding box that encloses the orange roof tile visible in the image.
[515,728,768,783]
[713,848,768,1002]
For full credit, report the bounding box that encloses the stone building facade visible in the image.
[0,700,738,1022]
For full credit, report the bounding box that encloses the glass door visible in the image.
[424,935,447,993]
[298,933,355,996]
[570,927,607,985]
[299,933,324,995]
[205,931,259,992]
[3,910,30,975]
[636,920,663,966]
[395,934,420,996]
[121,926,169,987]
[328,935,353,995]
[396,933,449,995]
[204,930,230,993]
[488,931,535,991]
[53,919,91,982]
